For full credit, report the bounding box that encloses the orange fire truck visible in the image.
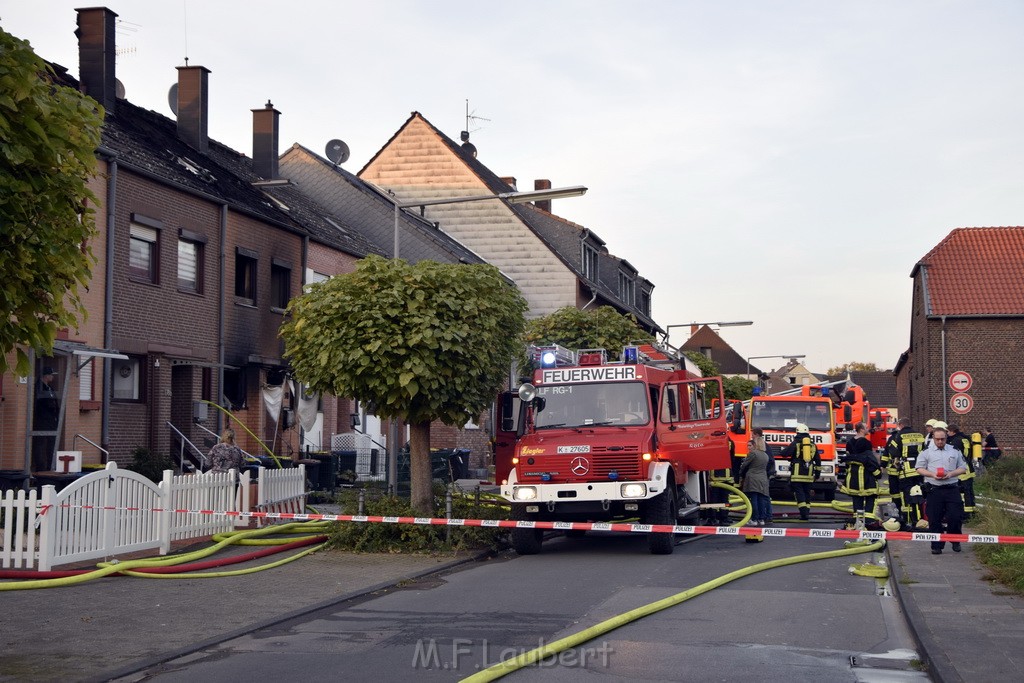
[497,344,730,555]
[724,393,839,499]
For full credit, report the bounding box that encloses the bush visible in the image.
[976,456,1024,500]
[326,482,509,553]
[972,456,1024,594]
[125,446,174,483]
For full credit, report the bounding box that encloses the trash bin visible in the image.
[296,458,321,490]
[309,452,340,492]
[448,449,471,480]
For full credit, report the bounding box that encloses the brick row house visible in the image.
[1,8,386,477]
[2,7,662,482]
[895,227,1024,452]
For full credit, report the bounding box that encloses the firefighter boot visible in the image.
[799,504,810,521]
[853,513,866,531]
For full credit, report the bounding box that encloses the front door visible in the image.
[656,377,730,471]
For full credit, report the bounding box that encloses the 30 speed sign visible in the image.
[950,393,973,415]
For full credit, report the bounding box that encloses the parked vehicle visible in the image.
[499,344,730,555]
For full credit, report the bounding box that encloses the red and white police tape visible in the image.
[47,503,1024,545]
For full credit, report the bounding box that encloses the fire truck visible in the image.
[724,394,839,499]
[497,344,731,555]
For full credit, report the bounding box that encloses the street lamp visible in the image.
[663,321,753,346]
[392,185,588,259]
[386,184,588,492]
[745,354,807,381]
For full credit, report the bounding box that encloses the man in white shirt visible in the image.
[915,428,967,555]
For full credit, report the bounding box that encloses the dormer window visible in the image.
[582,243,598,280]
[618,270,635,305]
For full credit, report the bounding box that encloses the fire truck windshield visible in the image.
[750,400,832,432]
[533,382,650,429]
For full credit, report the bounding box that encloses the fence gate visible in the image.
[39,462,164,571]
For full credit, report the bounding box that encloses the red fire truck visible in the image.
[497,344,730,555]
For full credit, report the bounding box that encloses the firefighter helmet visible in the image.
[910,485,923,497]
[933,420,948,430]
[925,419,937,427]
[796,423,809,433]
[882,518,902,532]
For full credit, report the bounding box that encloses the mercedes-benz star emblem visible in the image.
[570,456,590,476]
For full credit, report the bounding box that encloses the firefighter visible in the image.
[781,423,818,521]
[947,424,976,517]
[841,422,881,530]
[883,418,924,528]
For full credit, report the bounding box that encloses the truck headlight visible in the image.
[620,483,647,498]
[820,464,834,474]
[513,486,537,501]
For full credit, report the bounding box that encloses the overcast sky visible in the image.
[4,1,1023,373]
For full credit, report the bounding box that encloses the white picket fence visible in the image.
[1,462,307,571]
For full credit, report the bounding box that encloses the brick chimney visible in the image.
[252,100,280,179]
[176,66,211,153]
[534,179,552,212]
[76,7,118,116]
[500,176,518,191]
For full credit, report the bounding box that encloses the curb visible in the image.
[90,548,493,683]
[886,543,963,683]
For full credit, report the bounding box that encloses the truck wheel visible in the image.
[646,487,677,555]
[819,488,836,502]
[510,504,543,555]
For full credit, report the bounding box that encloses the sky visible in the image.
[3,1,1023,374]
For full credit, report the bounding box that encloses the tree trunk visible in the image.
[409,421,433,515]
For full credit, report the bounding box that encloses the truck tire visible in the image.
[510,504,543,555]
[646,487,677,555]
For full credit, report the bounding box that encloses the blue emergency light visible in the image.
[540,350,558,367]
[622,346,639,364]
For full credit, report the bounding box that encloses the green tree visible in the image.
[280,255,528,514]
[524,306,652,363]
[0,28,103,375]
[826,361,881,375]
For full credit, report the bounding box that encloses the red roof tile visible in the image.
[914,227,1024,315]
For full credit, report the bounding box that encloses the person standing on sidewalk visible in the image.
[915,427,968,555]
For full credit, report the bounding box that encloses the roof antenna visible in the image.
[460,99,489,158]
[182,0,190,66]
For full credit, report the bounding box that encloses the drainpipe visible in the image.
[217,203,227,433]
[940,315,948,423]
[99,146,118,461]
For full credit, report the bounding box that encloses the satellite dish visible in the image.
[168,83,178,115]
[325,139,350,165]
[115,79,125,99]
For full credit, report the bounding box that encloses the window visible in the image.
[178,229,206,293]
[79,358,94,401]
[271,260,291,310]
[582,243,598,280]
[618,271,635,305]
[235,247,258,304]
[639,289,651,316]
[111,356,143,401]
[223,368,247,410]
[129,224,159,282]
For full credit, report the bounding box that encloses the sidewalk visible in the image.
[889,533,1024,682]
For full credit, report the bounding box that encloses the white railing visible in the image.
[0,462,307,571]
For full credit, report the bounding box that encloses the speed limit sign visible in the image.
[950,393,973,415]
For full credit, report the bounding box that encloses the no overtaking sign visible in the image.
[949,371,973,393]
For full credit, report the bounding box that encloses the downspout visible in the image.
[298,234,308,452]
[579,229,597,310]
[217,203,228,433]
[99,147,117,461]
[940,315,948,423]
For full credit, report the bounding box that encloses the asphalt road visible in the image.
[117,531,928,682]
